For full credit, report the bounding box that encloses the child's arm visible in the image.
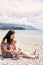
[13,40,21,50]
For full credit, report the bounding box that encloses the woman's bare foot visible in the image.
[35,54,39,59]
[31,49,36,55]
[33,49,36,55]
[31,54,39,59]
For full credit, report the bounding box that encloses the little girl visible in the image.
[10,40,16,50]
[10,40,22,58]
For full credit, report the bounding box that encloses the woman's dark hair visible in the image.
[3,30,15,43]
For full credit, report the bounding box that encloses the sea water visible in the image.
[0,30,43,43]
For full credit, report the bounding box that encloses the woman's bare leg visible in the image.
[21,51,36,59]
[13,50,38,59]
[14,51,36,59]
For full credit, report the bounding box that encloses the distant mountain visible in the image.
[0,23,39,30]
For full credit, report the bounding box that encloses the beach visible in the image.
[0,30,43,65]
[0,37,43,65]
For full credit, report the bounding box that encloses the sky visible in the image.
[0,0,43,30]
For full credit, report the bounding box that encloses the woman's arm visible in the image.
[3,45,13,53]
[3,39,13,53]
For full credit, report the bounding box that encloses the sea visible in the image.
[0,30,43,42]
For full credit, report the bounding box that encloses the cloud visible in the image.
[0,15,31,25]
[0,12,43,30]
[7,0,43,13]
[28,11,43,30]
[34,0,43,2]
[0,0,43,13]
[0,0,43,30]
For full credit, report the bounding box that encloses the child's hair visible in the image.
[14,40,16,43]
[10,39,16,44]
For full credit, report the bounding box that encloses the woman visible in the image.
[1,30,38,59]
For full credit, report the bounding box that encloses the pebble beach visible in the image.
[0,37,43,65]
